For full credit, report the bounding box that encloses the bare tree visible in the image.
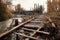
[0,1,12,21]
[15,4,23,12]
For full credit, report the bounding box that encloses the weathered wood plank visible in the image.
[31,21,49,23]
[22,28,50,35]
[0,17,35,38]
[16,33,37,39]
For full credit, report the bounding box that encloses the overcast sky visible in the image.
[12,0,47,12]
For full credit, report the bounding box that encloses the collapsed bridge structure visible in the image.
[0,15,58,40]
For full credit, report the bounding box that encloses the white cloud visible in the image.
[12,0,47,11]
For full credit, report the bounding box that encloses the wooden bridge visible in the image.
[0,15,57,40]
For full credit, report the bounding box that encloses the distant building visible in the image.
[34,3,44,14]
[47,0,60,13]
[34,3,37,9]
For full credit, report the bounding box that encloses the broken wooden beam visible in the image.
[16,33,37,40]
[0,17,36,38]
[30,25,43,36]
[46,16,56,27]
[31,21,49,23]
[24,23,44,28]
[24,24,40,28]
[22,28,50,35]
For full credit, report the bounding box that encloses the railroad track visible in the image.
[0,15,57,40]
